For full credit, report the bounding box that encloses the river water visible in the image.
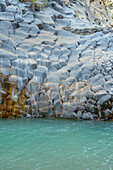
[0,119,113,170]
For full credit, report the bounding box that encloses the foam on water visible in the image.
[0,119,113,170]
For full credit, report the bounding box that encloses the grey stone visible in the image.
[18,21,31,32]
[25,59,37,70]
[22,77,28,85]
[79,74,91,81]
[62,96,69,102]
[59,55,68,62]
[0,58,10,68]
[35,13,55,25]
[42,40,55,46]
[52,62,61,70]
[30,76,43,85]
[0,12,14,21]
[103,30,109,34]
[77,111,82,119]
[59,59,67,67]
[42,45,52,52]
[88,99,96,105]
[104,80,113,90]
[54,99,62,112]
[27,113,31,118]
[93,78,105,86]
[29,26,40,36]
[48,66,57,72]
[33,19,43,29]
[0,0,6,12]
[70,69,82,80]
[1,43,14,53]
[43,24,55,33]
[6,5,17,13]
[52,49,62,57]
[51,92,60,100]
[36,59,48,67]
[23,12,34,23]
[82,112,93,120]
[11,67,26,78]
[38,100,52,108]
[49,1,72,15]
[84,86,91,90]
[68,64,79,72]
[0,67,10,76]
[0,21,11,30]
[10,0,18,5]
[15,14,23,23]
[104,109,112,117]
[0,33,9,42]
[28,52,37,60]
[92,85,103,93]
[60,112,67,118]
[0,26,9,36]
[65,77,77,85]
[0,49,17,60]
[77,82,84,89]
[64,90,71,96]
[85,91,94,99]
[45,75,60,84]
[85,102,96,113]
[79,97,87,104]
[34,67,47,82]
[67,112,77,119]
[37,53,48,60]
[9,34,22,44]
[49,55,58,62]
[39,106,53,115]
[26,82,40,93]
[9,75,24,90]
[56,18,71,26]
[44,82,59,88]
[97,95,111,105]
[94,90,108,101]
[40,93,50,101]
[15,30,29,39]
[32,46,42,54]
[87,75,104,86]
[57,29,76,38]
[11,59,27,69]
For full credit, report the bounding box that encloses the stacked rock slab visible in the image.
[0,0,113,120]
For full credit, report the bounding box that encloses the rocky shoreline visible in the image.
[0,0,113,120]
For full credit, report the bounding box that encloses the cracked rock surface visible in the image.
[0,0,113,120]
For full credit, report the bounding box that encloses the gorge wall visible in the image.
[0,0,113,120]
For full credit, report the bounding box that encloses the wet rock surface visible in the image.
[0,0,113,120]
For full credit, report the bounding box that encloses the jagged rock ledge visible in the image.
[0,0,113,120]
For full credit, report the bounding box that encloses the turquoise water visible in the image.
[0,119,113,170]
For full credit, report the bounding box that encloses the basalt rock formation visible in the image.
[0,0,113,120]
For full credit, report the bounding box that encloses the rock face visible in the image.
[0,0,113,120]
